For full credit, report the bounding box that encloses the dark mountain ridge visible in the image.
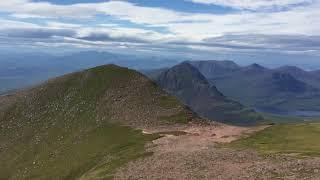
[271,72,309,93]
[187,60,240,78]
[156,62,262,125]
[188,61,320,112]
[145,60,320,113]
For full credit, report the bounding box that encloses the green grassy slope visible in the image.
[229,123,320,156]
[0,64,193,179]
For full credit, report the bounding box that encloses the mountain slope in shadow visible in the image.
[189,61,320,112]
[156,62,263,125]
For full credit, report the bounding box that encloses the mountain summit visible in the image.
[156,62,262,125]
[188,60,240,78]
[0,64,197,179]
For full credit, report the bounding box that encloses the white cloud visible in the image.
[0,0,319,56]
[0,0,97,18]
[0,18,40,29]
[46,22,83,28]
[75,26,176,43]
[186,0,313,10]
[1,0,319,39]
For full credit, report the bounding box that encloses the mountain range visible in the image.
[145,60,320,115]
[2,62,320,179]
[155,62,262,125]
[189,61,320,113]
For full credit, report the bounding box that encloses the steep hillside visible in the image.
[0,64,196,179]
[156,62,262,125]
[270,72,310,93]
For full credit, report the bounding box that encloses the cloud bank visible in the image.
[187,0,313,10]
[0,0,319,57]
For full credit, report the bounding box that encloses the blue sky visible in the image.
[0,0,319,62]
[33,0,236,13]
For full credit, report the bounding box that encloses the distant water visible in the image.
[255,107,320,117]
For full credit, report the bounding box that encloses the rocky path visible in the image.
[115,123,320,180]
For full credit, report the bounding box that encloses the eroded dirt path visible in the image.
[115,123,320,180]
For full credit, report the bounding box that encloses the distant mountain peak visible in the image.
[183,60,320,113]
[271,72,308,93]
[157,62,209,91]
[156,62,262,125]
[188,60,240,68]
[241,63,267,74]
[187,60,240,79]
[248,63,266,69]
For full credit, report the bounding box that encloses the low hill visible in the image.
[156,62,262,125]
[0,64,197,179]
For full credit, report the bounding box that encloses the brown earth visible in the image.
[115,123,320,180]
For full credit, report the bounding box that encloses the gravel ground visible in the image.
[115,123,320,180]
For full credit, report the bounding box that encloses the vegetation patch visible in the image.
[0,122,160,180]
[159,111,189,124]
[261,112,320,124]
[228,123,320,156]
[159,95,180,109]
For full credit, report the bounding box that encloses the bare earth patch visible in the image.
[115,123,320,180]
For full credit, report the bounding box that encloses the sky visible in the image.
[0,0,319,63]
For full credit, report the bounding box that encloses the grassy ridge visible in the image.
[1,124,159,179]
[260,111,320,124]
[0,65,189,179]
[229,123,320,156]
